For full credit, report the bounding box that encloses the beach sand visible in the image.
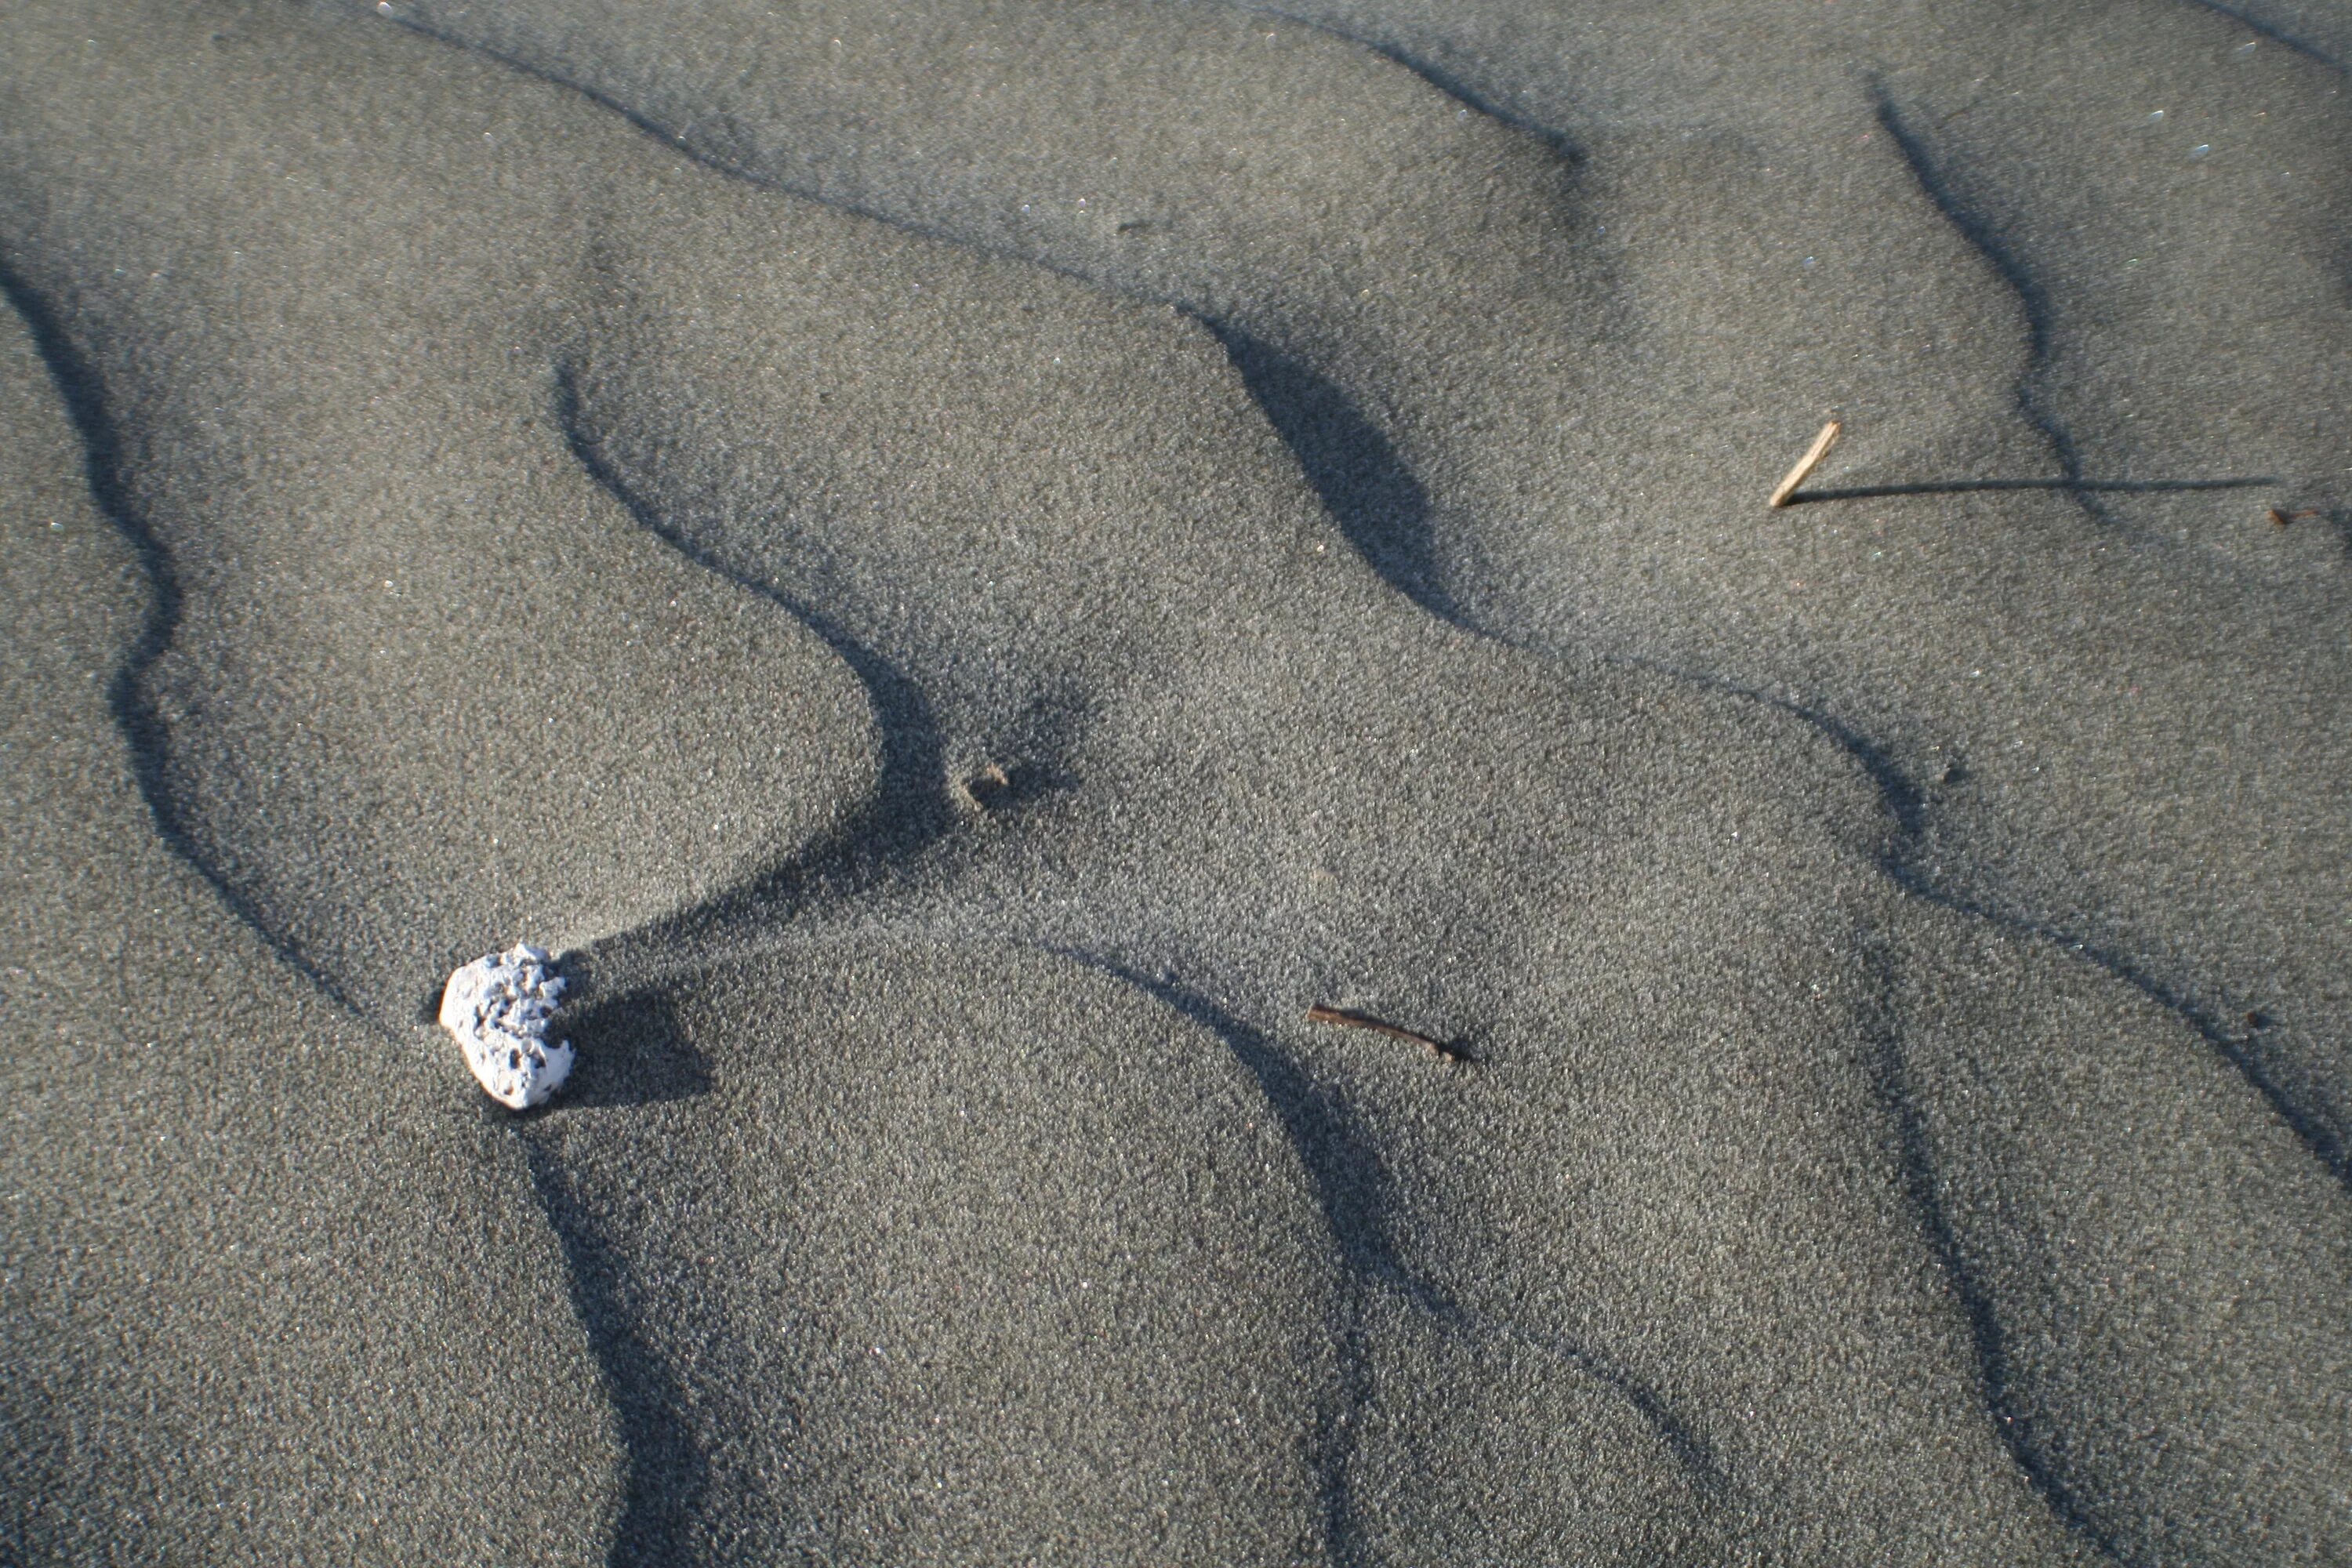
[3,0,2348,1560]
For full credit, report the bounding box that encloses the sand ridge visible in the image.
[2,0,2348,1562]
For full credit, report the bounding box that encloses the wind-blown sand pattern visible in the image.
[2,0,2347,1562]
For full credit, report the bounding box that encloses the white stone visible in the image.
[439,943,576,1109]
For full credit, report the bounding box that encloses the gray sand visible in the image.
[2,0,2347,1562]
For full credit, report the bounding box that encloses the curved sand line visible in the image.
[4,2,2352,1568]
[307,16,2352,1555]
[363,0,2352,1196]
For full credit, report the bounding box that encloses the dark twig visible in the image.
[1306,1004,1474,1065]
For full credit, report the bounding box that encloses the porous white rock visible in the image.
[439,943,575,1109]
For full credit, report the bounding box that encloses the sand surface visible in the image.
[3,0,2349,1561]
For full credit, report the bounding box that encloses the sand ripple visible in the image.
[4,0,2348,1561]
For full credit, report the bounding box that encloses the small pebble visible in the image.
[439,944,575,1109]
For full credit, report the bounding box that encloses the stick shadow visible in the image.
[1788,475,2276,504]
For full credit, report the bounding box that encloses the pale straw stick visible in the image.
[1768,419,1842,509]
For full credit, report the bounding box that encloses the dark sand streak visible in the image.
[5,4,2343,1560]
[1870,83,2114,530]
[368,10,2343,1178]
[314,17,2346,1549]
[368,0,1555,655]
[1080,964,1392,1566]
[1773,685,2133,1554]
[1860,944,2132,1563]
[374,7,1123,303]
[1079,959,1730,1556]
[519,1129,712,1567]
[1584,666,2352,1551]
[486,21,2352,1501]
[1223,1,1585,162]
[546,365,956,1003]
[525,362,952,1547]
[0,253,358,1013]
[1214,31,2340,1232]
[1200,318,1465,630]
[2180,0,2344,69]
[1566,668,2130,1531]
[1723,674,2352,1193]
[393,16,2352,1514]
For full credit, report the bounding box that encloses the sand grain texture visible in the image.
[3,0,2348,1563]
